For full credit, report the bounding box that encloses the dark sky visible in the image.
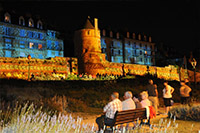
[1,1,199,57]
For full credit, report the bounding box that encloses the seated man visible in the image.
[96,92,122,131]
[122,91,136,110]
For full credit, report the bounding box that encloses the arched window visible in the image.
[28,18,34,27]
[4,12,11,23]
[37,20,43,29]
[19,16,25,26]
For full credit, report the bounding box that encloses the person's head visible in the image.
[149,79,153,85]
[163,81,168,86]
[180,81,186,86]
[184,78,189,83]
[111,92,119,100]
[123,91,133,100]
[140,91,148,100]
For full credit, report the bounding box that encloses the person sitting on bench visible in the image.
[96,92,122,132]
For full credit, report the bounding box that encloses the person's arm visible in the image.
[103,103,110,113]
[180,87,185,96]
[170,86,174,94]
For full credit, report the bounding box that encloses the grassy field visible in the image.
[1,76,200,132]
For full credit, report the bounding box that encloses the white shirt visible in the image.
[163,85,173,98]
[103,99,122,119]
[140,99,151,108]
[122,98,136,110]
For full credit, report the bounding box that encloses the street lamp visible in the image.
[27,54,31,81]
[190,58,197,88]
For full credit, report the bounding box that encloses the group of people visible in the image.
[96,79,192,132]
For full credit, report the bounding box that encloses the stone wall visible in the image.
[0,57,78,80]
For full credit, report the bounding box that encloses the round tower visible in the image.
[74,17,105,75]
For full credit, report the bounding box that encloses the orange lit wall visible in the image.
[0,57,78,80]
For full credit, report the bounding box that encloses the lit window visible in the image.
[29,42,34,49]
[47,40,52,49]
[20,41,25,48]
[55,51,59,56]
[4,12,11,23]
[20,30,25,37]
[20,52,25,57]
[38,44,43,50]
[38,54,43,59]
[110,31,113,38]
[55,41,59,50]
[5,50,11,57]
[28,18,34,27]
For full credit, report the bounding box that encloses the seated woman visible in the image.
[140,91,151,108]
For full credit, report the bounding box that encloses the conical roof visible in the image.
[84,17,94,29]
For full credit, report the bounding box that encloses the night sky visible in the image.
[1,1,199,57]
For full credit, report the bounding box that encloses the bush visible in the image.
[169,104,200,121]
[67,98,87,112]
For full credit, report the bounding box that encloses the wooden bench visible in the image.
[104,108,150,131]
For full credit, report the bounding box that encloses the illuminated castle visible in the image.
[0,11,64,59]
[74,17,156,75]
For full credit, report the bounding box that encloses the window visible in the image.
[38,33,43,39]
[4,27,12,36]
[37,20,43,29]
[20,30,25,37]
[116,32,119,39]
[140,58,143,62]
[38,44,43,50]
[110,31,113,37]
[28,31,33,38]
[38,54,43,59]
[4,12,11,23]
[55,41,59,50]
[29,42,34,49]
[47,40,52,49]
[28,18,34,27]
[127,32,130,38]
[5,50,11,57]
[20,41,25,48]
[87,31,90,35]
[19,16,25,26]
[55,51,59,56]
[5,39,12,49]
[47,50,52,57]
[140,50,142,55]
[20,52,25,57]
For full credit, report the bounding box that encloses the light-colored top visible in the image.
[163,85,174,98]
[103,99,122,119]
[122,98,136,110]
[140,99,151,108]
[180,85,191,97]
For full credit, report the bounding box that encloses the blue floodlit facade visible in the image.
[101,30,155,66]
[0,12,64,59]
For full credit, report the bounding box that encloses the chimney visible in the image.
[94,18,98,30]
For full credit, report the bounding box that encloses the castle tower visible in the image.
[74,17,106,75]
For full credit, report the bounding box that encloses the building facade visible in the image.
[0,12,64,59]
[101,30,155,66]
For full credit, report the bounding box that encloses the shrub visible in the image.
[169,104,200,121]
[67,98,87,112]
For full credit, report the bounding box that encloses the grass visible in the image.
[1,103,192,133]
